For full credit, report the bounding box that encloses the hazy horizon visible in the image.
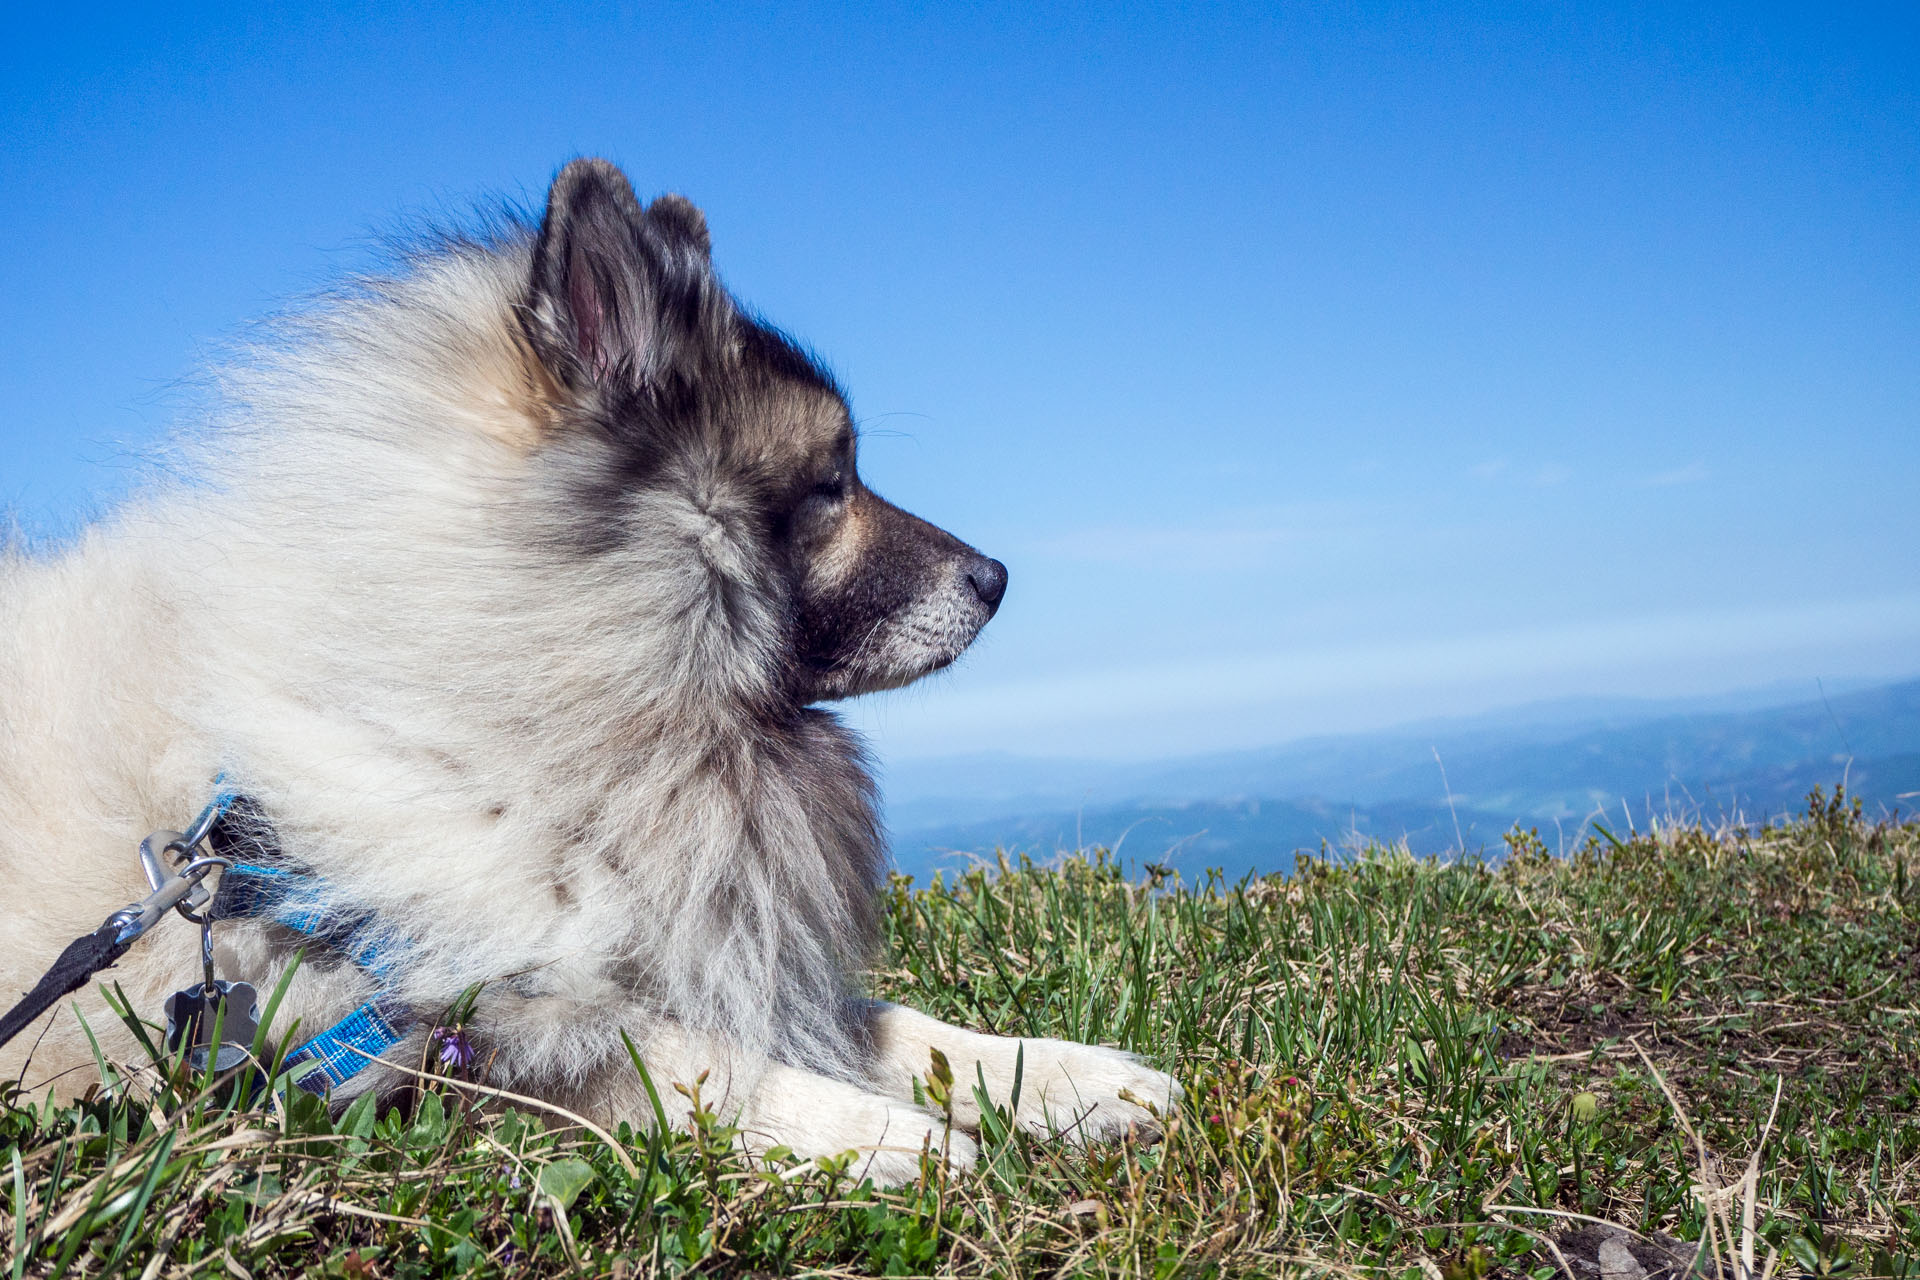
[868,669,1919,768]
[878,671,1920,876]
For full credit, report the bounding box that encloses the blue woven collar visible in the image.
[207,795,417,1097]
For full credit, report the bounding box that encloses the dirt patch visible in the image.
[1551,1223,1698,1280]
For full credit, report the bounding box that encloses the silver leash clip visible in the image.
[102,834,231,946]
[115,812,260,1071]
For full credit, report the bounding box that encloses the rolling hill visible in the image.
[883,676,1920,878]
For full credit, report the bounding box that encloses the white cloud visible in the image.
[1469,458,1569,486]
[1031,502,1381,572]
[1037,524,1297,569]
[1643,462,1709,488]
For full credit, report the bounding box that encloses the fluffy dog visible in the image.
[0,158,1176,1181]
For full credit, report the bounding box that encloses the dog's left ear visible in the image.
[645,193,711,262]
[524,160,713,390]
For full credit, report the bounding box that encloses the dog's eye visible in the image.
[810,475,847,503]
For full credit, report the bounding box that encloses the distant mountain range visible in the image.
[879,676,1920,880]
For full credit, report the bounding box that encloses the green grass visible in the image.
[3,789,1916,1277]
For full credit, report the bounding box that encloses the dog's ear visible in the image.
[526,159,704,390]
[645,194,711,262]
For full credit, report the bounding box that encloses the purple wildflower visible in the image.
[432,1025,476,1071]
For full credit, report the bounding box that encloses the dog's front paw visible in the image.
[999,1039,1182,1144]
[742,1071,979,1188]
[845,1104,979,1187]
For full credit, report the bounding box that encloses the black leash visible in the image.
[0,923,133,1052]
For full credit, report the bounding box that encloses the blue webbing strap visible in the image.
[183,787,240,848]
[218,858,417,1096]
[280,994,415,1093]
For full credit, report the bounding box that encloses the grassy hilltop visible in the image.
[2,791,1915,1278]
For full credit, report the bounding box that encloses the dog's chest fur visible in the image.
[126,245,888,1084]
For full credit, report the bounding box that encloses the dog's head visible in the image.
[517,159,1006,704]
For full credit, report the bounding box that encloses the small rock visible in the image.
[1599,1237,1648,1280]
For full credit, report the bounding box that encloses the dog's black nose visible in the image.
[967,557,1008,613]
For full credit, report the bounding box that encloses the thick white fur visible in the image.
[0,221,1177,1182]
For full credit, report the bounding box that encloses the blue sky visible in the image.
[3,3,1916,761]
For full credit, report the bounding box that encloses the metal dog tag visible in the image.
[164,981,261,1072]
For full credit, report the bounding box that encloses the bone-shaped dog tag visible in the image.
[164,981,261,1072]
